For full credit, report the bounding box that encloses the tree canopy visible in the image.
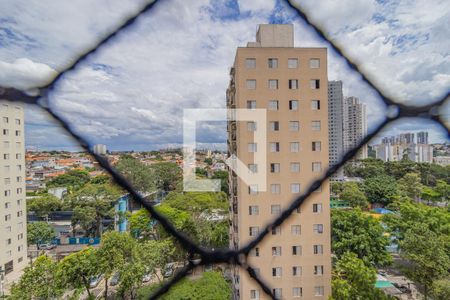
[331,209,391,266]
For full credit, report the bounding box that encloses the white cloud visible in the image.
[0,58,57,89]
[0,0,447,150]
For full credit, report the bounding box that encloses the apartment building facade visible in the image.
[327,81,345,179]
[0,100,27,288]
[227,24,331,300]
[343,96,367,160]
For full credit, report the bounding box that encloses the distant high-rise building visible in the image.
[417,131,428,144]
[93,144,107,155]
[343,96,367,159]
[227,24,331,300]
[328,81,344,178]
[0,100,27,288]
[374,132,433,163]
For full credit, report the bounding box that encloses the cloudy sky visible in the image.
[0,0,448,151]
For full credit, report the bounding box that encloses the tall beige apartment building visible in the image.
[0,100,27,291]
[227,25,331,300]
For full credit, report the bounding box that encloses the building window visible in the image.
[314,265,324,275]
[17,165,22,171]
[311,100,321,110]
[3,117,8,123]
[292,266,302,277]
[273,288,282,299]
[15,119,20,125]
[249,185,258,195]
[269,121,279,131]
[247,121,257,131]
[310,58,320,69]
[268,79,278,89]
[246,80,256,89]
[250,247,260,257]
[4,178,10,184]
[17,211,23,217]
[313,224,324,234]
[310,79,320,89]
[15,130,20,136]
[291,183,300,193]
[271,205,281,215]
[272,226,281,235]
[313,203,323,213]
[248,164,258,173]
[5,214,11,221]
[288,58,298,68]
[15,142,21,149]
[270,163,280,173]
[291,225,301,235]
[268,100,279,111]
[3,154,9,160]
[4,190,11,196]
[271,184,281,194]
[246,58,256,69]
[3,141,10,149]
[290,162,300,173]
[289,100,298,111]
[312,162,322,172]
[314,245,324,255]
[250,290,260,299]
[18,233,23,240]
[248,143,257,153]
[4,202,10,209]
[312,141,321,151]
[290,142,300,153]
[289,79,298,89]
[16,154,21,160]
[268,58,278,69]
[272,267,282,277]
[16,176,22,183]
[249,205,259,215]
[289,121,299,131]
[293,287,302,298]
[247,100,257,109]
[292,245,302,255]
[249,226,259,236]
[311,120,321,131]
[270,142,280,152]
[272,246,282,256]
[2,129,8,135]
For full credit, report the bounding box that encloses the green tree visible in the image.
[435,180,450,204]
[27,194,62,221]
[9,255,63,300]
[137,271,231,300]
[431,278,450,300]
[57,247,100,298]
[90,174,111,185]
[27,222,56,247]
[397,173,423,200]
[331,182,345,197]
[204,157,213,165]
[344,158,385,179]
[67,183,121,237]
[128,208,154,239]
[211,170,229,195]
[363,174,399,205]
[155,205,197,240]
[331,209,391,266]
[137,239,175,283]
[340,182,369,209]
[115,156,156,192]
[150,162,182,191]
[421,186,441,204]
[330,252,392,300]
[71,206,97,237]
[195,167,208,177]
[97,231,135,298]
[164,192,228,215]
[46,169,90,190]
[400,225,450,299]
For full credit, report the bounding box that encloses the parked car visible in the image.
[110,272,120,286]
[89,274,104,288]
[163,263,176,278]
[37,243,56,250]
